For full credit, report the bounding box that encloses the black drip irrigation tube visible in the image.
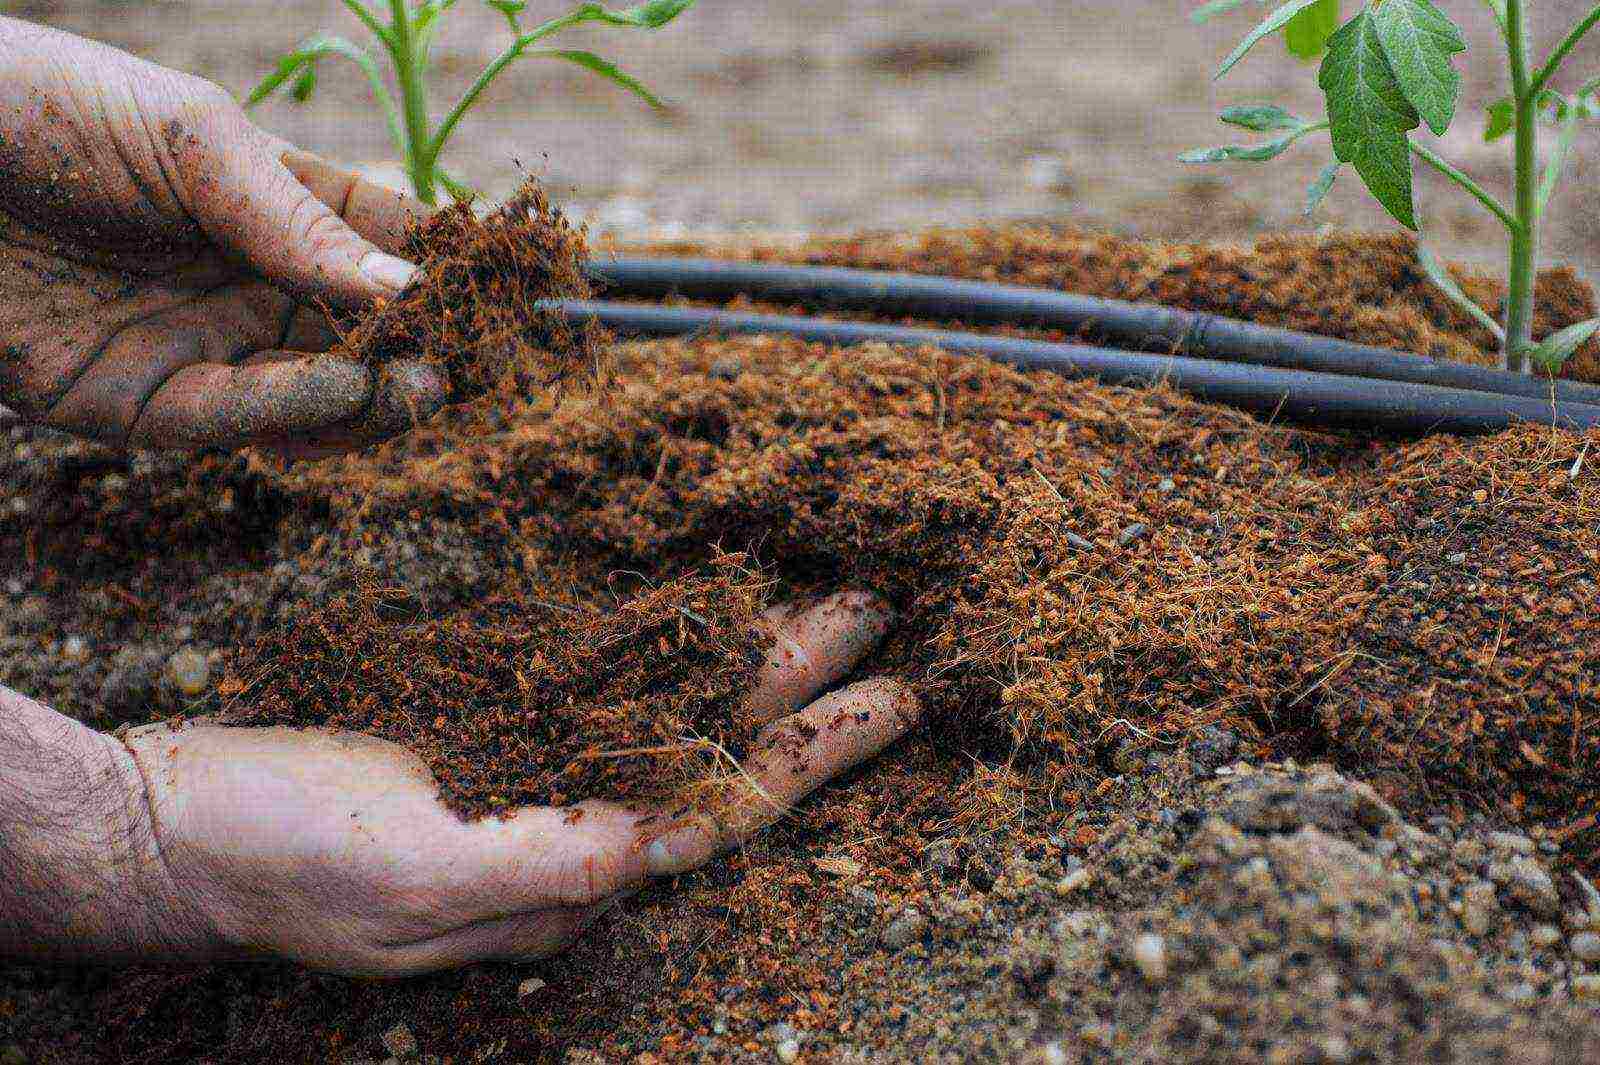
[575,257,1600,435]
[557,300,1600,436]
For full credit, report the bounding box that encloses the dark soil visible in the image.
[224,552,773,814]
[2,225,1598,1063]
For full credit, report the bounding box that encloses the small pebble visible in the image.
[1489,860,1561,918]
[167,647,210,697]
[1131,932,1168,983]
[517,977,547,1001]
[1502,981,1537,1004]
[882,908,926,949]
[1156,478,1175,494]
[1064,531,1095,552]
[1117,523,1149,547]
[1055,869,1093,896]
[1570,932,1600,962]
[1319,1035,1353,1064]
[380,1023,418,1059]
[1487,831,1536,855]
[775,1039,801,1063]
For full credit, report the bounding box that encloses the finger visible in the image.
[425,801,655,919]
[171,115,416,308]
[279,149,428,258]
[35,282,294,442]
[744,592,894,725]
[125,354,444,451]
[280,304,343,354]
[374,906,593,977]
[645,678,920,877]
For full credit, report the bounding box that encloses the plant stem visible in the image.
[1504,0,1538,372]
[387,0,437,204]
[430,11,586,165]
[1529,3,1600,97]
[1408,143,1520,232]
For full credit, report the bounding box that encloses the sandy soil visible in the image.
[17,0,1600,273]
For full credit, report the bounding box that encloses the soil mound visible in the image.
[2,223,1597,1063]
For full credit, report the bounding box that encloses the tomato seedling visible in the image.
[248,0,694,207]
[1184,1,1600,374]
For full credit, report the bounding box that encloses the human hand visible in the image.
[118,593,915,977]
[0,18,445,453]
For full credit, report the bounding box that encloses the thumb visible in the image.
[171,112,417,308]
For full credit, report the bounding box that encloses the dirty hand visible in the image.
[0,17,444,453]
[104,593,916,977]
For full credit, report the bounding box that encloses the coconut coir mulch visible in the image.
[1,223,1598,1063]
[342,180,608,403]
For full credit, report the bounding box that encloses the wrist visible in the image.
[0,686,221,965]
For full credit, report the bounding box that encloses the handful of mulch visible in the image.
[219,553,774,816]
[338,180,610,404]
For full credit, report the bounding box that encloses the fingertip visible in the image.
[746,590,896,722]
[359,251,418,296]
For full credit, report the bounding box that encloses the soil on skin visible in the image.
[2,226,1599,1063]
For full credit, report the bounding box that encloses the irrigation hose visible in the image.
[557,299,1600,436]
[587,257,1600,410]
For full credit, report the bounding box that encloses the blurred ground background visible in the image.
[10,1,1600,273]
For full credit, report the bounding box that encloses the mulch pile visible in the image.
[1,221,1597,1062]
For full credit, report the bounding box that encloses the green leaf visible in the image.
[532,49,665,107]
[1417,245,1505,342]
[1305,160,1340,214]
[291,66,318,103]
[1285,0,1339,60]
[1320,11,1419,230]
[247,35,380,107]
[1484,97,1514,141]
[1192,0,1252,23]
[1530,317,1600,372]
[1180,120,1326,163]
[1217,0,1325,78]
[580,0,695,28]
[1371,0,1465,136]
[1220,104,1303,131]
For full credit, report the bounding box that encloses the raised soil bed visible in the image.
[1,214,1597,1062]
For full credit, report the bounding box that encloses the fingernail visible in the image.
[360,252,417,294]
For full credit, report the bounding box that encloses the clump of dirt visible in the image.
[341,179,608,403]
[221,553,773,815]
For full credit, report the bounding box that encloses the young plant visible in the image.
[1183,1,1600,374]
[248,0,694,206]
